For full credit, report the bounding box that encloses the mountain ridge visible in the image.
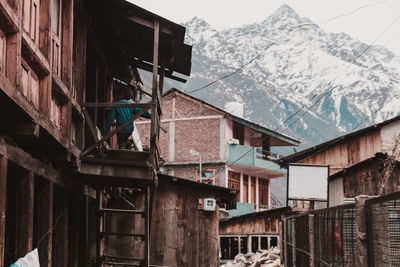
[159,4,400,150]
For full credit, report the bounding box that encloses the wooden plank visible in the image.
[150,20,159,169]
[15,172,34,257]
[0,138,63,185]
[125,15,173,35]
[83,108,99,143]
[0,156,7,267]
[36,181,53,267]
[145,186,150,267]
[61,0,74,89]
[81,102,153,108]
[81,107,152,156]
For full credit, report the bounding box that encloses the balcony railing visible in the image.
[255,148,283,161]
[227,144,283,171]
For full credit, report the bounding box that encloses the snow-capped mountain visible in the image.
[169,4,400,148]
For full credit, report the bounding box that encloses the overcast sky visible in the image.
[130,0,400,55]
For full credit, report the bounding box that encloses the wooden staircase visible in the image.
[96,185,152,267]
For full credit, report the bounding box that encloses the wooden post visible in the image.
[36,181,54,267]
[145,185,151,267]
[0,156,7,267]
[283,219,288,267]
[279,222,283,256]
[16,171,34,257]
[309,214,315,267]
[292,218,296,267]
[355,195,372,267]
[150,19,160,176]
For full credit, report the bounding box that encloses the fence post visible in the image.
[279,221,283,252]
[292,218,296,267]
[355,195,373,267]
[309,214,315,267]
[284,219,288,267]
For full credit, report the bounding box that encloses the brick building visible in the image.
[136,89,300,212]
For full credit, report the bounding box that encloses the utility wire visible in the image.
[186,0,391,94]
[227,14,400,168]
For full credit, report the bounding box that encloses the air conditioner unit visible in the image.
[198,198,216,211]
[227,138,239,145]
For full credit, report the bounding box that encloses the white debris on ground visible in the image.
[221,247,281,267]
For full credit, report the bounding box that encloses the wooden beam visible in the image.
[16,172,34,257]
[0,156,7,267]
[131,59,187,83]
[125,15,173,35]
[83,108,100,143]
[0,138,64,185]
[81,102,153,108]
[150,20,160,172]
[80,107,152,157]
[13,120,40,138]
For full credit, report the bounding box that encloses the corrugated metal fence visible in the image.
[281,191,400,267]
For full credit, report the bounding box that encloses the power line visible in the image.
[227,14,400,167]
[185,1,392,95]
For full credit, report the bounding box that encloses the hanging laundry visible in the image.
[10,249,40,267]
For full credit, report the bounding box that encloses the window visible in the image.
[232,122,244,145]
[251,236,259,252]
[259,179,269,208]
[220,237,238,260]
[197,169,215,185]
[22,0,40,43]
[50,96,62,129]
[51,0,60,35]
[21,61,39,108]
[251,176,256,204]
[0,29,6,73]
[51,0,61,75]
[242,175,248,203]
[228,171,240,201]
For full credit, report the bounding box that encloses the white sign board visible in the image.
[288,164,329,201]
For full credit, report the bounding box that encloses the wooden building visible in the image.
[151,174,237,267]
[219,207,290,260]
[280,115,400,207]
[136,88,300,213]
[0,0,193,266]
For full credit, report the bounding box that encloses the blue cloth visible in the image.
[103,100,151,133]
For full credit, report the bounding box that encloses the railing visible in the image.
[282,191,400,267]
[255,148,283,161]
[282,203,357,267]
[227,145,282,171]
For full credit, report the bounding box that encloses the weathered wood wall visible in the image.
[150,176,233,267]
[219,212,280,236]
[299,129,382,175]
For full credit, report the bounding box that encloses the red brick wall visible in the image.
[174,119,221,162]
[136,91,224,163]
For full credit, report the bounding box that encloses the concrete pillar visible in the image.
[256,177,259,211]
[248,177,252,204]
[240,173,243,203]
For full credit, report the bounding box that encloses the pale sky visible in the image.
[129,0,400,55]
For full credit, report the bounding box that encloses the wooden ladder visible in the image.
[96,185,152,267]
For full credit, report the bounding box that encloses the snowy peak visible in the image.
[269,4,300,21]
[182,17,217,43]
[175,5,400,148]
